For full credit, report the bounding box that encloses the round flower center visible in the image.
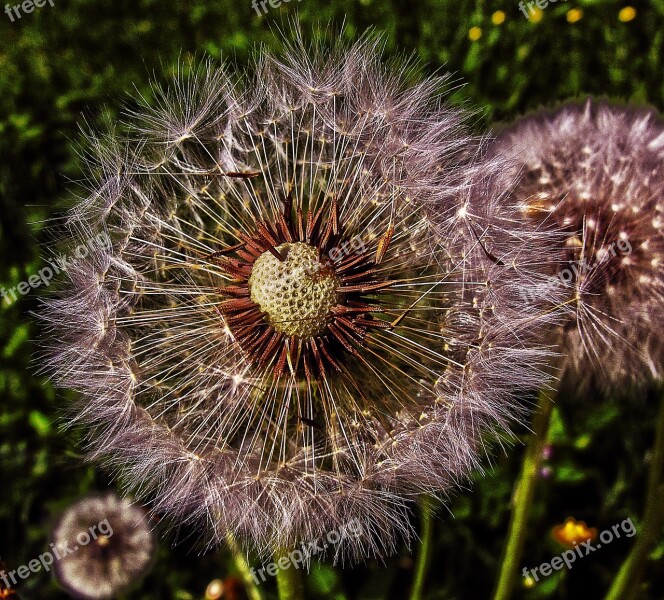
[249,242,339,338]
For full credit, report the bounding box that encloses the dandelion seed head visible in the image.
[52,493,154,600]
[40,29,557,560]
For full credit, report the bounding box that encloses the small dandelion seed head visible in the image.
[52,493,155,600]
[489,99,664,388]
[39,28,556,561]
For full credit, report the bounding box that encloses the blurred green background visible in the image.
[1,0,663,598]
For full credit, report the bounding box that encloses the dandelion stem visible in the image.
[226,534,264,600]
[492,386,556,600]
[605,386,664,600]
[274,551,305,600]
[409,494,435,600]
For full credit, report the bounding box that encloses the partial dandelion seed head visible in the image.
[489,99,664,387]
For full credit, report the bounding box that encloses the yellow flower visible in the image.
[530,7,543,23]
[468,26,482,41]
[205,579,225,600]
[567,8,583,23]
[552,517,597,547]
[618,6,637,22]
[492,10,506,25]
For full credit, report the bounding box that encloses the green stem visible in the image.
[275,550,305,600]
[493,386,556,600]
[226,534,264,600]
[409,494,435,600]
[605,387,664,600]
